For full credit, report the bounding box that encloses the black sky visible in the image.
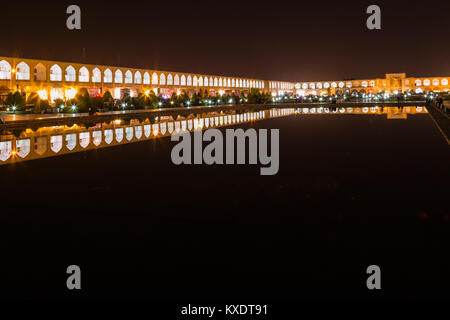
[1,0,449,81]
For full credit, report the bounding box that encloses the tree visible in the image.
[6,91,26,111]
[75,88,92,112]
[102,91,114,109]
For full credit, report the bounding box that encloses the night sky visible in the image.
[1,0,449,81]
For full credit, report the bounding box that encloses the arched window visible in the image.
[423,79,430,86]
[232,79,235,87]
[214,77,218,87]
[361,81,368,87]
[309,83,315,89]
[219,78,223,87]
[432,79,439,86]
[442,79,448,86]
[346,82,352,88]
[125,70,133,84]
[65,66,76,82]
[174,74,180,85]
[134,71,142,84]
[167,74,173,85]
[204,77,209,86]
[316,83,322,89]
[324,82,330,89]
[50,64,62,81]
[181,75,186,86]
[152,72,158,85]
[0,60,11,80]
[79,67,89,82]
[15,62,30,80]
[160,73,166,85]
[187,75,192,86]
[239,79,243,87]
[104,69,113,83]
[92,68,101,83]
[331,82,337,88]
[115,70,123,83]
[198,76,203,87]
[228,79,231,87]
[193,76,198,86]
[33,63,46,81]
[338,82,345,88]
[143,72,150,85]
[369,80,375,87]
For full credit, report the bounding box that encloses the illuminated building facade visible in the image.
[0,56,293,102]
[1,57,449,102]
[294,73,450,96]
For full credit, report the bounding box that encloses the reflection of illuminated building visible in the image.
[296,106,427,119]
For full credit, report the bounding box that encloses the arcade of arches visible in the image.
[0,57,449,103]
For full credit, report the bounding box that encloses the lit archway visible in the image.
[34,63,46,81]
[135,71,142,84]
[115,70,123,83]
[50,64,62,81]
[125,70,133,84]
[92,68,101,83]
[143,72,150,84]
[0,60,11,80]
[104,69,113,83]
[65,66,76,82]
[79,67,89,82]
[15,62,30,80]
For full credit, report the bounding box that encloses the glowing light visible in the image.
[114,88,121,100]
[37,89,48,100]
[64,87,77,100]
[218,90,225,96]
[50,88,64,102]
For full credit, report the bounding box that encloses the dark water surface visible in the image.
[0,113,449,300]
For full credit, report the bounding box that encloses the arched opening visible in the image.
[134,71,142,84]
[160,73,166,85]
[193,76,198,86]
[15,62,30,80]
[199,76,203,87]
[104,69,113,83]
[152,72,158,85]
[92,68,101,83]
[214,78,218,87]
[34,63,46,81]
[125,70,133,84]
[79,67,89,82]
[0,60,11,80]
[204,77,209,87]
[167,74,173,85]
[115,70,123,83]
[181,75,186,86]
[187,75,192,86]
[143,72,150,85]
[50,64,62,81]
[174,74,180,86]
[65,66,76,82]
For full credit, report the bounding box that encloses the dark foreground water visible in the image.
[0,112,449,302]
